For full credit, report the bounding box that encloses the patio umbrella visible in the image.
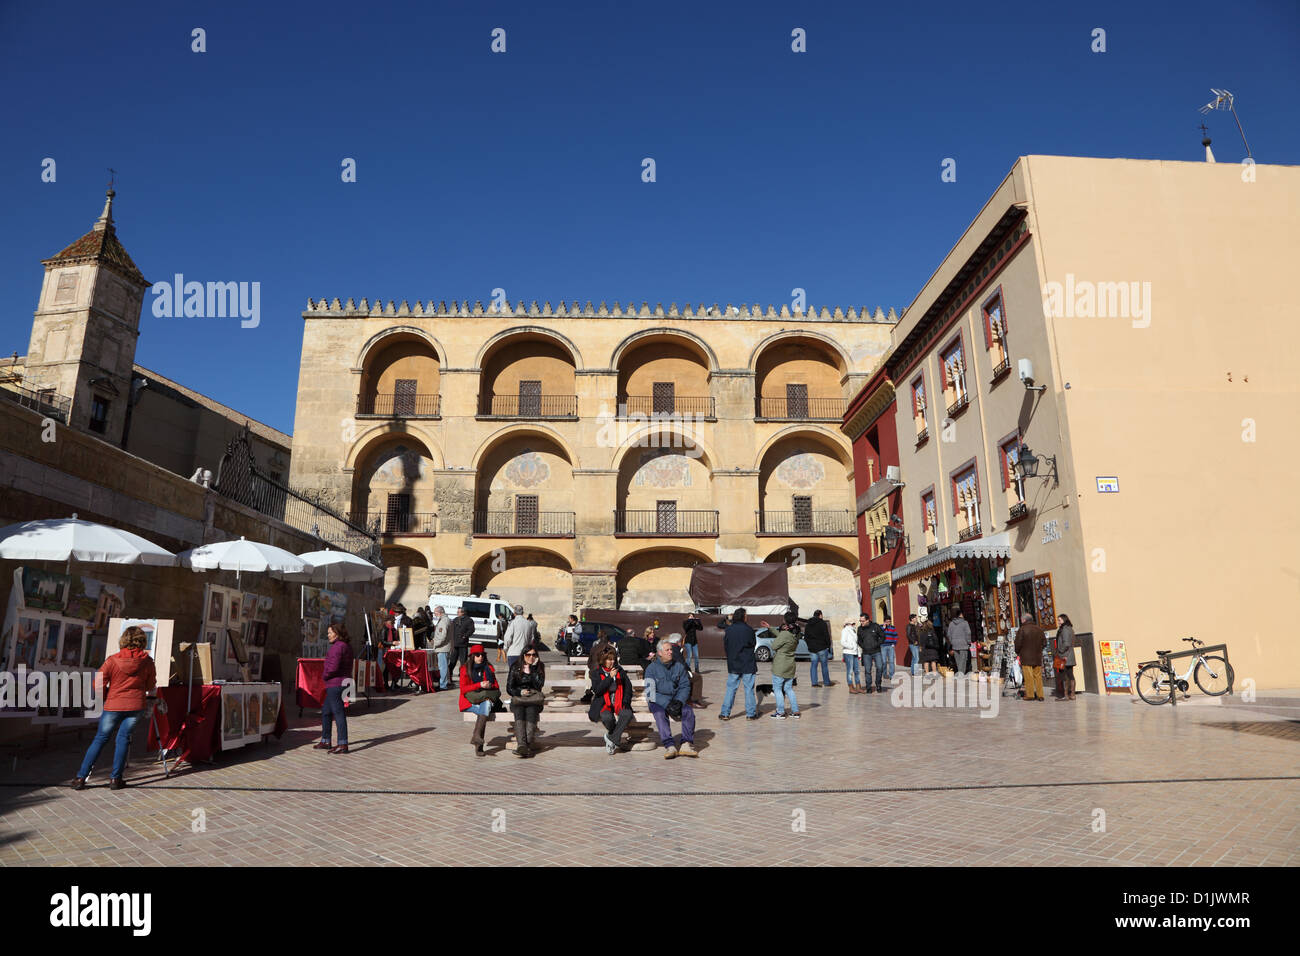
[177,535,310,590]
[0,513,177,570]
[282,549,383,587]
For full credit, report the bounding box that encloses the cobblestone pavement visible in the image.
[2,662,1298,866]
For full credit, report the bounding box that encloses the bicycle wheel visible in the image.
[1194,656,1234,696]
[1135,663,1172,705]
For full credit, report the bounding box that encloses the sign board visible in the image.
[1098,639,1132,692]
[1096,477,1119,493]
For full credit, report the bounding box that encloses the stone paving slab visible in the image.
[1,664,1297,866]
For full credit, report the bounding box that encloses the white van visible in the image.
[427,594,516,647]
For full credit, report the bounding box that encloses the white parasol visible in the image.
[0,513,177,570]
[176,535,310,590]
[281,549,383,587]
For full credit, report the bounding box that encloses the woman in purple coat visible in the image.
[315,623,354,754]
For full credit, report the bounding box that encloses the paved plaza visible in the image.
[2,660,1297,867]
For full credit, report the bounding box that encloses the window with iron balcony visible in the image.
[922,491,937,553]
[941,343,968,416]
[1000,439,1029,523]
[953,467,980,540]
[984,291,1011,383]
[912,377,929,444]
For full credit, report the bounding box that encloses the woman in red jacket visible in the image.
[459,644,499,756]
[73,626,158,791]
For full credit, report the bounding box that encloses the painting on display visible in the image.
[240,593,258,627]
[65,576,124,625]
[220,687,246,749]
[245,620,268,648]
[225,627,247,666]
[205,587,227,628]
[259,685,281,733]
[82,630,108,669]
[243,689,263,745]
[36,618,62,669]
[246,648,263,680]
[20,568,70,612]
[227,590,243,629]
[106,619,176,687]
[255,596,273,623]
[59,622,85,668]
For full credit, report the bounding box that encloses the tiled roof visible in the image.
[42,191,148,286]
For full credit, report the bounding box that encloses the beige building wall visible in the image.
[291,302,896,635]
[890,155,1300,689]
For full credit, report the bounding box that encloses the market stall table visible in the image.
[295,658,382,714]
[148,683,287,772]
[382,648,437,694]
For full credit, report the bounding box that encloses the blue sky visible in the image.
[2,0,1296,435]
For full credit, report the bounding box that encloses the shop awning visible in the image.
[891,531,1011,586]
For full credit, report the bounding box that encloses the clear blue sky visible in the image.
[2,0,1296,435]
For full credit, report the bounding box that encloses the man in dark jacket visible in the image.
[857,614,886,693]
[616,631,651,667]
[451,607,476,683]
[681,612,703,672]
[803,609,835,687]
[719,608,759,720]
[1014,621,1047,701]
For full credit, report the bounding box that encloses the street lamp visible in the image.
[1014,444,1058,484]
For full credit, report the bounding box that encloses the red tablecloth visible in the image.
[295,658,383,709]
[383,649,437,693]
[148,684,287,763]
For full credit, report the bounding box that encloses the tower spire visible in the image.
[94,179,116,233]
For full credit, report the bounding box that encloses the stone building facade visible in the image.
[290,300,898,632]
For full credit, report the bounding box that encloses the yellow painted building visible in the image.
[289,301,898,633]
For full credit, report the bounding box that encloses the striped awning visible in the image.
[891,531,1011,586]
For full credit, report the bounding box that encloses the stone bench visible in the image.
[461,708,658,751]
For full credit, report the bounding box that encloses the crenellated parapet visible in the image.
[304,298,899,323]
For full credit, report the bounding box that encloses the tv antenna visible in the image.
[1198,89,1252,159]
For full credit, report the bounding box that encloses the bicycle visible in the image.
[1135,637,1234,705]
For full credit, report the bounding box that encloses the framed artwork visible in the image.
[247,620,268,648]
[36,618,62,669]
[259,685,281,733]
[397,627,415,650]
[106,619,175,687]
[246,648,263,680]
[14,615,45,670]
[205,586,227,628]
[255,595,273,622]
[220,686,246,749]
[65,576,120,623]
[82,629,108,669]
[226,627,248,665]
[300,619,318,642]
[176,641,214,686]
[243,689,263,745]
[240,593,257,626]
[228,591,243,629]
[59,622,85,667]
[21,568,71,612]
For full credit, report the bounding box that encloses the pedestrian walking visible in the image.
[1054,613,1077,701]
[507,647,545,757]
[644,640,698,757]
[907,613,923,677]
[460,644,501,755]
[841,619,862,692]
[590,648,635,754]
[503,605,530,670]
[682,611,702,672]
[803,609,835,687]
[857,614,886,693]
[72,625,159,790]
[314,623,354,754]
[918,611,941,674]
[881,614,899,680]
[947,611,972,675]
[719,608,759,720]
[767,611,801,718]
[1015,620,1047,701]
[431,605,453,690]
[451,606,475,682]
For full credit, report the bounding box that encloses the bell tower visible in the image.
[26,187,149,443]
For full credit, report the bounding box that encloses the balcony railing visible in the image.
[946,393,970,417]
[756,510,855,535]
[990,357,1012,383]
[756,396,845,421]
[473,510,575,536]
[0,383,71,424]
[927,542,939,554]
[356,393,440,418]
[614,510,718,536]
[958,523,982,541]
[1007,501,1029,524]
[350,512,438,536]
[618,396,715,419]
[478,394,578,418]
[915,427,929,446]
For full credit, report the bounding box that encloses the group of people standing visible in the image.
[838,613,900,693]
